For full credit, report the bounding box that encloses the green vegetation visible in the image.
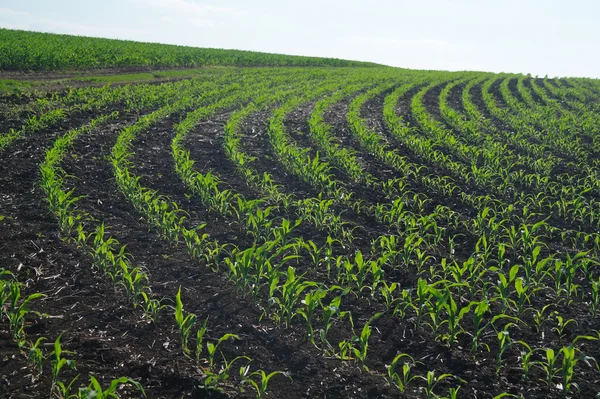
[0,29,381,71]
[2,29,600,398]
[0,67,240,94]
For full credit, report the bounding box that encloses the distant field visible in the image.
[2,30,600,399]
[0,29,381,71]
[0,66,238,93]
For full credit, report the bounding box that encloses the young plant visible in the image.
[195,318,209,365]
[240,368,292,399]
[319,293,351,353]
[203,353,250,390]
[552,313,577,339]
[379,281,400,312]
[351,313,382,368]
[27,337,46,375]
[274,267,316,328]
[516,341,536,380]
[419,371,459,399]
[5,280,46,347]
[393,289,413,319]
[536,348,558,388]
[447,386,461,399]
[590,277,600,317]
[528,304,553,335]
[174,287,196,356]
[559,345,579,393]
[424,287,446,340]
[495,267,519,312]
[207,334,240,370]
[470,300,490,352]
[140,292,168,322]
[412,278,432,328]
[77,376,146,399]
[470,301,521,354]
[119,262,149,307]
[496,324,515,374]
[337,339,354,361]
[386,353,421,393]
[297,288,326,344]
[181,225,210,262]
[513,277,533,317]
[441,291,472,347]
[50,335,79,398]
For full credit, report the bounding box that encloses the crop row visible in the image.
[2,67,600,398]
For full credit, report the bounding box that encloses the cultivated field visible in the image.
[2,30,600,399]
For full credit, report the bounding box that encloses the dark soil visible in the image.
[0,66,221,81]
[2,75,600,399]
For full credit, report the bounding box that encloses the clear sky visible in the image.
[1,0,599,78]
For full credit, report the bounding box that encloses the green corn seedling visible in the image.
[446,386,461,399]
[297,288,326,344]
[352,313,381,367]
[496,325,514,374]
[27,337,46,375]
[140,292,167,322]
[471,300,490,352]
[195,318,209,365]
[240,368,292,399]
[559,345,580,392]
[207,334,240,370]
[443,292,473,347]
[119,262,149,307]
[591,277,600,317]
[495,265,519,312]
[6,283,46,347]
[379,281,400,312]
[204,353,250,389]
[516,341,536,380]
[420,371,458,399]
[394,289,413,318]
[426,287,447,339]
[386,353,421,392]
[174,287,196,356]
[319,294,350,352]
[77,376,146,398]
[535,347,559,388]
[337,339,354,361]
[552,314,577,339]
[528,304,553,334]
[275,267,316,328]
[50,335,79,398]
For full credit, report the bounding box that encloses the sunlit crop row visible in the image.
[3,64,600,398]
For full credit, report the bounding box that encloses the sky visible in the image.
[1,0,599,79]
